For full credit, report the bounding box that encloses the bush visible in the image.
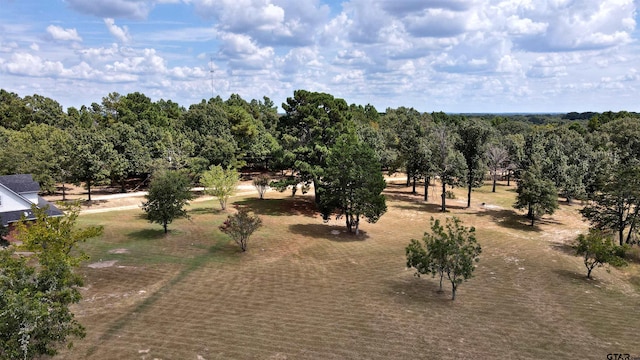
[219,207,262,252]
[253,174,270,200]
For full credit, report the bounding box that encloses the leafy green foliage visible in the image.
[252,174,270,200]
[514,169,559,226]
[318,136,387,235]
[406,217,481,300]
[142,170,194,233]
[581,165,640,245]
[456,118,493,207]
[573,230,627,279]
[0,204,103,359]
[219,207,262,252]
[0,217,9,248]
[201,165,239,210]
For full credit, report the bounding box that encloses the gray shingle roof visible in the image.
[0,197,63,226]
[0,174,40,193]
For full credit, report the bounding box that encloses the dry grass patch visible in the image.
[60,181,640,359]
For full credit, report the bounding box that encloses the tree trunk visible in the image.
[424,177,429,201]
[412,176,417,194]
[619,227,625,246]
[163,221,168,234]
[62,182,66,201]
[120,177,126,193]
[87,179,92,202]
[355,214,360,235]
[587,266,593,279]
[492,175,497,193]
[507,171,511,186]
[438,271,444,292]
[441,181,446,212]
[451,284,457,300]
[466,170,472,208]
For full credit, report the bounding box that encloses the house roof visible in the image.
[0,196,63,227]
[0,174,40,193]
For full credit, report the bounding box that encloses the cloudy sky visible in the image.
[1,0,639,113]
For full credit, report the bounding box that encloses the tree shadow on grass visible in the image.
[550,242,576,256]
[552,268,600,283]
[288,223,370,242]
[126,228,169,240]
[234,197,317,218]
[471,208,544,232]
[189,207,223,215]
[386,276,454,306]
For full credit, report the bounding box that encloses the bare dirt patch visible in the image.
[87,260,118,268]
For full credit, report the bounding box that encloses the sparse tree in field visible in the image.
[142,170,193,233]
[581,165,640,246]
[431,125,465,212]
[457,118,493,207]
[574,230,627,279]
[219,207,262,252]
[253,174,270,200]
[486,144,509,192]
[201,165,240,210]
[406,217,482,300]
[514,168,559,226]
[1,205,103,360]
[318,136,387,235]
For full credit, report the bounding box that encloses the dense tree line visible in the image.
[2,88,640,242]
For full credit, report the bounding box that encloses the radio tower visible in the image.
[209,56,215,100]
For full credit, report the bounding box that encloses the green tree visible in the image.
[276,90,350,201]
[581,165,640,245]
[1,204,103,359]
[0,216,9,247]
[514,168,559,226]
[70,128,116,201]
[253,174,270,200]
[406,217,481,300]
[431,125,465,212]
[457,118,492,207]
[142,170,194,233]
[318,136,387,235]
[219,207,262,252]
[201,165,240,210]
[574,230,627,279]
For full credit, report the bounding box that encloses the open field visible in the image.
[61,179,640,359]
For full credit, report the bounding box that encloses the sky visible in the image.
[1,0,639,113]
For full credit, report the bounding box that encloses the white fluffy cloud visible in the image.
[46,25,82,42]
[66,0,153,20]
[104,18,131,43]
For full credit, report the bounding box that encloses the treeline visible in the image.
[1,88,640,243]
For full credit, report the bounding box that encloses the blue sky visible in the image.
[1,0,639,113]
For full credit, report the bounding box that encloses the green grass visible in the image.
[61,181,640,359]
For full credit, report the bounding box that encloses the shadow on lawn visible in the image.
[386,276,454,306]
[289,223,369,242]
[126,228,167,240]
[471,208,544,233]
[234,198,317,218]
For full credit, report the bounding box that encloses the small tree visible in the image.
[574,230,627,279]
[142,170,193,233]
[219,207,262,252]
[253,174,270,200]
[406,217,481,300]
[514,169,559,226]
[486,144,509,193]
[201,165,239,210]
[1,204,103,359]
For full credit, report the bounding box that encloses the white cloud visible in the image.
[30,43,40,51]
[46,25,82,42]
[104,18,131,43]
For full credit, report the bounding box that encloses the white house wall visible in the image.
[0,186,33,212]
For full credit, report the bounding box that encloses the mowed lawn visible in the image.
[62,180,640,359]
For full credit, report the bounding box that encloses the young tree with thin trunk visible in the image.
[142,170,193,233]
[406,217,481,300]
[486,144,509,192]
[201,165,240,210]
[253,174,270,200]
[431,125,464,212]
[574,230,627,279]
